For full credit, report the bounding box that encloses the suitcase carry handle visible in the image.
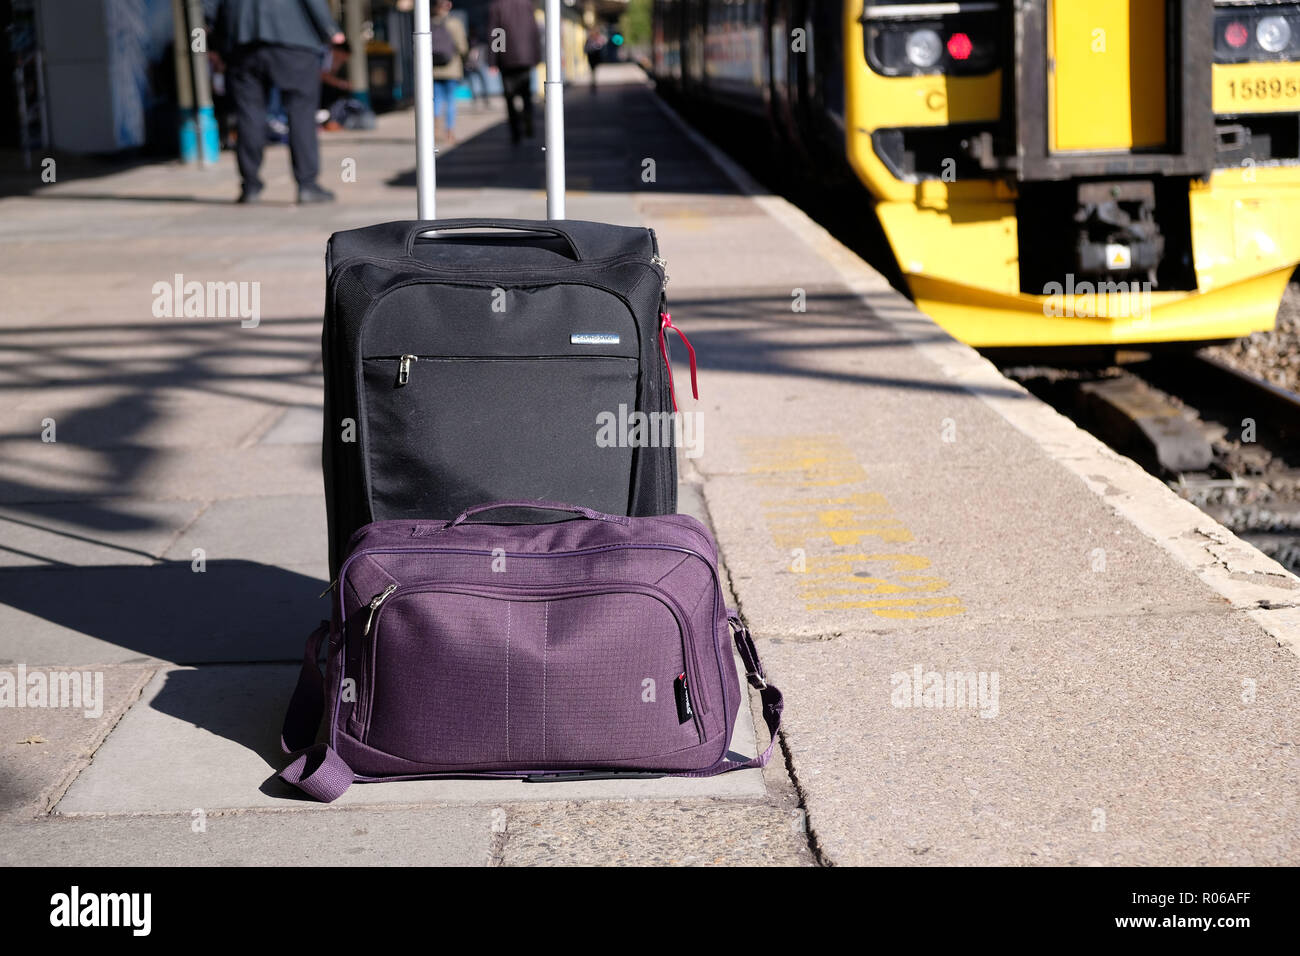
[413,0,566,220]
[407,218,582,260]
[448,500,631,528]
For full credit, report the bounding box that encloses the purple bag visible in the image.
[279,501,782,801]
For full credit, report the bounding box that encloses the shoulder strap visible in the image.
[681,613,783,777]
[278,621,354,802]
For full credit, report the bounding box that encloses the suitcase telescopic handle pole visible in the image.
[413,0,437,219]
[542,0,566,220]
[412,0,566,221]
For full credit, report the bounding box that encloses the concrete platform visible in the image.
[1,64,1297,866]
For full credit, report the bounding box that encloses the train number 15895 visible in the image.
[1227,76,1300,100]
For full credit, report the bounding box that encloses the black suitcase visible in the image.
[321,2,680,575]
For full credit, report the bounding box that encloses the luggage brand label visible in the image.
[571,333,621,345]
[674,673,694,723]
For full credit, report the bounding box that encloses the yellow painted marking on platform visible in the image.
[799,553,932,575]
[742,437,868,486]
[743,436,966,619]
[829,523,915,546]
[811,597,965,618]
[770,525,915,548]
[799,576,950,598]
[761,492,890,512]
[817,508,880,527]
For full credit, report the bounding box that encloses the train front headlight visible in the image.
[904,29,943,68]
[1258,15,1292,53]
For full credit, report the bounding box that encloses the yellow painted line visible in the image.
[798,578,950,597]
[743,436,965,619]
[761,492,890,510]
[800,553,933,573]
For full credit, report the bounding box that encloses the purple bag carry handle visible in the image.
[277,614,782,802]
[448,500,631,528]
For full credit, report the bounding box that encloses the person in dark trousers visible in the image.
[488,0,541,145]
[584,28,605,92]
[204,0,343,204]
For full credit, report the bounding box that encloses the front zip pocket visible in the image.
[361,354,639,521]
[359,583,706,768]
[356,279,647,522]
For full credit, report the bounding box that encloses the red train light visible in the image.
[947,32,973,61]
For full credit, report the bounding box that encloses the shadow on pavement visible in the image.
[0,315,322,535]
[28,192,293,206]
[0,560,326,664]
[147,664,309,796]
[0,559,326,787]
[673,288,1030,399]
[0,148,172,199]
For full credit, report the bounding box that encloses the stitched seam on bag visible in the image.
[627,268,653,298]
[344,553,400,610]
[651,554,692,587]
[687,579,712,618]
[542,601,549,761]
[505,603,511,761]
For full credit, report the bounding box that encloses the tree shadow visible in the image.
[0,314,323,536]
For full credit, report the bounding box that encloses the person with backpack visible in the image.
[429,0,468,144]
[204,0,343,204]
[488,0,541,145]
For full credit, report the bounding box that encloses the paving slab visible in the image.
[0,663,154,822]
[258,406,323,446]
[497,800,813,866]
[0,561,327,666]
[702,452,1233,638]
[0,500,203,568]
[0,806,492,866]
[56,656,765,814]
[760,610,1300,866]
[0,442,321,505]
[163,495,328,575]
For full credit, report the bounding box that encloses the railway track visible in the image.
[1002,352,1300,576]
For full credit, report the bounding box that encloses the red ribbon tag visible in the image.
[658,312,699,413]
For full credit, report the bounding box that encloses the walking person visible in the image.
[488,0,541,145]
[204,0,342,204]
[584,28,605,92]
[429,0,468,143]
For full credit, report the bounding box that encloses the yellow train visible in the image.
[652,0,1300,348]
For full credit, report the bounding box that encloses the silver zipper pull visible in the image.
[651,254,669,291]
[363,584,398,636]
[397,354,418,386]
